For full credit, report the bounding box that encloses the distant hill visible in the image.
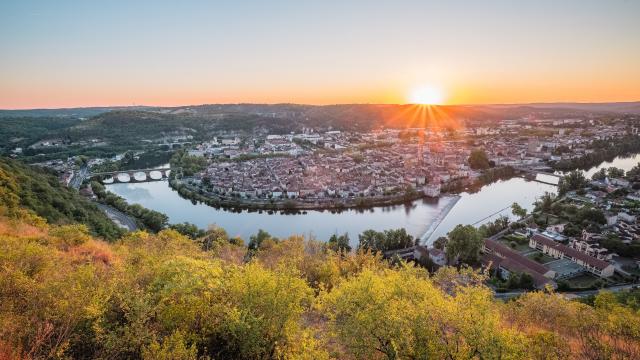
[3,101,639,120]
[486,101,640,115]
[2,102,639,153]
[0,106,155,118]
[0,116,82,152]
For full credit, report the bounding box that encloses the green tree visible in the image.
[403,185,418,201]
[534,192,557,213]
[607,167,625,178]
[558,170,587,195]
[479,216,510,237]
[169,222,205,239]
[468,149,490,170]
[383,228,415,250]
[626,162,640,179]
[358,229,386,251]
[357,228,414,252]
[576,207,606,225]
[445,224,483,265]
[592,168,607,181]
[248,229,277,250]
[433,236,448,250]
[327,233,351,252]
[198,225,230,251]
[511,202,527,219]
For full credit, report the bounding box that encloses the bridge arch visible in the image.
[88,166,177,184]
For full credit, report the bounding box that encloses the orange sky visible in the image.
[1,1,639,109]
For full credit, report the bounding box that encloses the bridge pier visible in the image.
[88,167,174,184]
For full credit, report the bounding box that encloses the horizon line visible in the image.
[2,99,640,112]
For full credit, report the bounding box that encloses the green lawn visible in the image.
[535,213,564,226]
[496,238,530,253]
[565,274,600,289]
[526,252,555,264]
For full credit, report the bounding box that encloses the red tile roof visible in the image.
[481,253,555,289]
[531,234,612,270]
[484,238,551,275]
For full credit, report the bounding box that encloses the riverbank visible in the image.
[553,135,640,172]
[105,174,556,245]
[167,166,518,212]
[169,177,430,212]
[94,202,138,231]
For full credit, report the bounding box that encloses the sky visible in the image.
[1,0,639,109]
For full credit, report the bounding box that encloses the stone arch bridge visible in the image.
[89,167,178,184]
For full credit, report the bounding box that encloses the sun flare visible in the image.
[408,85,445,105]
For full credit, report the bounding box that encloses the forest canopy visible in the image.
[0,157,123,240]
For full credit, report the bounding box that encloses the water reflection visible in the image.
[107,180,456,247]
[581,153,640,178]
[112,184,154,202]
[106,153,640,247]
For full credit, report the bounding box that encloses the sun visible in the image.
[408,85,445,105]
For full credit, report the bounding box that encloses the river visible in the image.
[105,154,640,248]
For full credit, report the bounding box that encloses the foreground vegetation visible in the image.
[2,156,640,359]
[1,205,640,359]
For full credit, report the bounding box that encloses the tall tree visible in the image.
[468,149,490,170]
[327,233,352,252]
[534,192,557,213]
[445,224,483,265]
[511,202,527,219]
[357,229,414,252]
[558,170,587,195]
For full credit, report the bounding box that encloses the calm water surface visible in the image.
[580,153,640,178]
[106,178,554,247]
[106,154,640,247]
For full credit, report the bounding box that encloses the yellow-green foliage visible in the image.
[0,212,639,360]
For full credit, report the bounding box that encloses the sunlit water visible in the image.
[579,153,640,178]
[105,154,640,247]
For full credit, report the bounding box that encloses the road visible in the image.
[95,203,138,231]
[69,165,89,189]
[494,283,640,300]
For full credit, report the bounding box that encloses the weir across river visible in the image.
[419,195,461,244]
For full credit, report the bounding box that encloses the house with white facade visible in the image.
[529,234,615,278]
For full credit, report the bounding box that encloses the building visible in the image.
[427,248,446,266]
[383,247,417,260]
[618,212,637,224]
[529,234,615,278]
[483,239,557,289]
[423,184,441,197]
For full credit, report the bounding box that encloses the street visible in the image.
[494,283,640,300]
[95,203,138,231]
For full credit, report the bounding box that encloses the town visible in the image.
[10,109,640,292]
[162,114,637,210]
[4,1,640,357]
